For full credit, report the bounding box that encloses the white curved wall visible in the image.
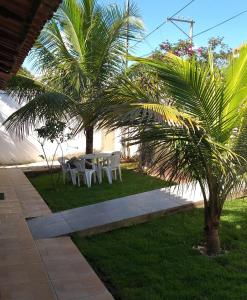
[0,92,107,165]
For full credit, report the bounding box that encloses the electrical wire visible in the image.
[194,9,247,38]
[138,4,247,56]
[130,0,195,49]
[140,51,153,58]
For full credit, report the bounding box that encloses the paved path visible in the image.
[36,237,114,300]
[0,168,51,218]
[0,168,114,300]
[0,169,56,299]
[28,184,204,239]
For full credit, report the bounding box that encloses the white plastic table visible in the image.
[80,153,112,183]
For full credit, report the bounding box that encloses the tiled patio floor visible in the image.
[0,168,51,218]
[0,168,114,300]
[28,183,204,239]
[0,169,56,300]
[36,237,114,300]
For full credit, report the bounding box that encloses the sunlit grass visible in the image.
[28,163,169,212]
[73,199,247,300]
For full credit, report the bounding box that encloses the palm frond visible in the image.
[130,54,239,143]
[224,44,247,130]
[6,74,45,104]
[3,92,74,137]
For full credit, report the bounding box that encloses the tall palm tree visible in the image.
[4,0,143,153]
[101,46,247,255]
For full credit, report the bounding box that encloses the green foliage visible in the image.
[125,46,247,203]
[95,43,247,254]
[35,120,66,143]
[159,36,231,68]
[4,0,143,144]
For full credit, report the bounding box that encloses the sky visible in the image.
[24,0,247,69]
[102,0,247,56]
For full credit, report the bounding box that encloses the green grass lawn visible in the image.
[73,199,247,300]
[29,165,247,299]
[28,163,168,212]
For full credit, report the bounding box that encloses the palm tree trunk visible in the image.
[85,126,94,154]
[204,208,221,256]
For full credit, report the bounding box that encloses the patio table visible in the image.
[80,153,112,183]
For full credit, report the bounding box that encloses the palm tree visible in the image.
[4,0,143,153]
[101,46,247,255]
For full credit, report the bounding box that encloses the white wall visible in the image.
[0,92,138,165]
[0,92,105,165]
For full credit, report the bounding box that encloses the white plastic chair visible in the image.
[102,153,122,184]
[112,151,121,155]
[66,162,80,186]
[81,154,102,184]
[73,159,96,188]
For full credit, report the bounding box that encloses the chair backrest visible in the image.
[82,154,95,160]
[58,157,68,165]
[112,151,121,156]
[110,153,121,168]
[72,159,86,172]
[58,157,69,172]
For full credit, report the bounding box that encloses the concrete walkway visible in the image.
[0,168,114,300]
[36,237,114,300]
[28,184,204,239]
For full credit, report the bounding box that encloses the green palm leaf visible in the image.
[5,0,143,154]
[4,92,73,137]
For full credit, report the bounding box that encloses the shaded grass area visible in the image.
[28,163,169,212]
[73,199,247,300]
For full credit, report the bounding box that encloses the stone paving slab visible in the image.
[36,237,114,300]
[0,168,114,300]
[0,175,57,299]
[28,183,204,239]
[0,168,51,218]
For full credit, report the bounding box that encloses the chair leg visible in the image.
[77,173,80,187]
[97,168,102,184]
[71,172,77,185]
[118,166,122,181]
[88,173,92,188]
[83,173,87,185]
[104,168,112,184]
[84,172,93,188]
[84,172,90,188]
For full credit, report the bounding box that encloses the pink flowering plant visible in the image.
[158,37,231,68]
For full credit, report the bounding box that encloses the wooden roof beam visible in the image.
[0,6,25,22]
[0,44,18,56]
[0,1,31,18]
[0,0,61,88]
[0,70,11,80]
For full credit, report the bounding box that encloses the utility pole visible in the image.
[167,17,195,44]
[125,0,130,68]
[122,0,130,159]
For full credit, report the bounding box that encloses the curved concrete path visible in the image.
[28,184,204,239]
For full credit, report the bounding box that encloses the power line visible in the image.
[130,0,195,49]
[140,51,153,58]
[131,21,167,49]
[168,17,195,43]
[143,38,156,52]
[194,9,247,38]
[170,0,195,19]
